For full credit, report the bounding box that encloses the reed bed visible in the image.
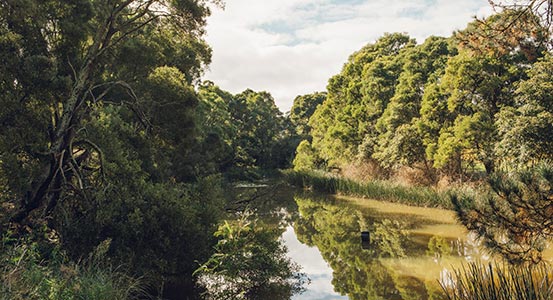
[283,170,452,209]
[441,262,553,300]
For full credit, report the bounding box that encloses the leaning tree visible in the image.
[0,0,221,226]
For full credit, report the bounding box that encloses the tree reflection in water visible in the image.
[199,185,454,300]
[294,195,446,300]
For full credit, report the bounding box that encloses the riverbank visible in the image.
[282,170,455,209]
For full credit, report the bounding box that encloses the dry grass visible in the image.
[341,160,389,181]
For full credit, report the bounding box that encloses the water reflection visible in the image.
[293,195,413,300]
[288,192,482,300]
[282,226,347,300]
[232,186,481,300]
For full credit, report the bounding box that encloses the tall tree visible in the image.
[0,0,218,225]
[309,33,414,167]
[432,10,547,175]
[373,36,454,171]
[232,90,285,171]
[289,92,326,137]
[495,54,553,166]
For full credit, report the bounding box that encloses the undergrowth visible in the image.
[0,239,146,300]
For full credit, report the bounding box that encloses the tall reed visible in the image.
[283,170,452,208]
[441,262,553,300]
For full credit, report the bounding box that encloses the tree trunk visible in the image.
[10,58,95,224]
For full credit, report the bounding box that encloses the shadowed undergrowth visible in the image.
[1,240,146,300]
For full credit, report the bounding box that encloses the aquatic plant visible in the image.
[441,262,553,300]
[283,170,451,208]
[195,212,308,300]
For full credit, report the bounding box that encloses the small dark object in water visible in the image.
[361,231,370,249]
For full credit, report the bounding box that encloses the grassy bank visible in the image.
[1,240,145,300]
[283,170,453,209]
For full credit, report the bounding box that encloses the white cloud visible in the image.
[204,0,493,112]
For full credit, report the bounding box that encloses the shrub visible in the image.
[0,240,145,300]
[195,212,308,299]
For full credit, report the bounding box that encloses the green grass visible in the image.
[441,262,553,300]
[282,169,453,209]
[1,240,146,300]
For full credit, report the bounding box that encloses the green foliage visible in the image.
[298,9,550,181]
[373,36,454,169]
[441,262,553,300]
[197,84,289,179]
[452,162,553,264]
[0,240,144,300]
[195,212,307,300]
[232,89,287,171]
[427,236,452,257]
[57,115,227,283]
[289,92,326,137]
[1,1,290,296]
[433,113,496,174]
[495,54,553,166]
[292,140,319,171]
[0,0,218,223]
[309,33,413,166]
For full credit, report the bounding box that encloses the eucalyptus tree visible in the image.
[432,10,548,176]
[373,36,454,173]
[308,33,414,167]
[0,0,220,225]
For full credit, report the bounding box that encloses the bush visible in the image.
[1,240,144,300]
[57,175,226,292]
[195,212,308,300]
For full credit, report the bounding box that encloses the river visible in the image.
[248,185,487,300]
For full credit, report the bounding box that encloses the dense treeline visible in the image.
[1,0,552,298]
[289,5,553,269]
[0,0,292,298]
[293,10,552,184]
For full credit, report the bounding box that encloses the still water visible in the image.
[251,186,486,300]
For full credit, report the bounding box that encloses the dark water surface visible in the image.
[250,186,486,300]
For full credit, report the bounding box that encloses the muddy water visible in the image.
[255,188,488,300]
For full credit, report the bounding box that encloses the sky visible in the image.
[203,0,494,113]
[282,225,348,300]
